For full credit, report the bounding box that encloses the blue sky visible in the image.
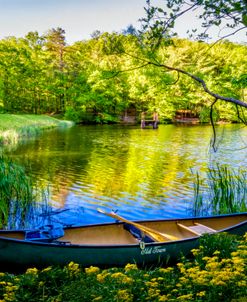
[0,0,146,43]
[0,0,245,44]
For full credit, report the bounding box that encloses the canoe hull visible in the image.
[0,213,246,271]
[0,235,199,271]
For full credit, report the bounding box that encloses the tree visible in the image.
[44,27,67,112]
[141,0,247,45]
[105,0,246,149]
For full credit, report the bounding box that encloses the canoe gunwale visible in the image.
[0,212,246,248]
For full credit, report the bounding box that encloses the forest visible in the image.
[0,27,246,124]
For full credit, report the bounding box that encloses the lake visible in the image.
[5,123,247,227]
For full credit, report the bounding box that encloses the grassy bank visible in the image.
[0,233,246,302]
[0,114,74,145]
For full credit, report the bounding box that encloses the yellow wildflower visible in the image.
[42,266,52,273]
[111,272,125,279]
[177,263,186,273]
[5,285,19,292]
[3,291,15,301]
[124,263,138,272]
[205,261,220,271]
[191,248,200,256]
[92,296,103,301]
[145,281,159,288]
[67,262,80,275]
[177,293,193,301]
[197,291,206,297]
[179,276,188,284]
[147,288,160,298]
[85,266,100,274]
[159,267,173,274]
[0,281,6,285]
[210,279,226,286]
[237,280,246,287]
[96,274,104,283]
[26,267,38,275]
[117,289,133,302]
[0,273,5,277]
[213,250,220,255]
[122,277,133,284]
[159,295,168,301]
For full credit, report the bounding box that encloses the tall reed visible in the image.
[0,156,42,228]
[193,164,247,216]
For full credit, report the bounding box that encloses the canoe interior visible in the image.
[0,213,246,246]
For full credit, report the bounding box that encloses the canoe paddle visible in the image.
[97,208,178,242]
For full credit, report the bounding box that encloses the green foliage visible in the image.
[0,233,246,301]
[0,29,246,123]
[64,106,81,123]
[196,232,240,261]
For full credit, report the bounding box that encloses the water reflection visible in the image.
[5,124,247,226]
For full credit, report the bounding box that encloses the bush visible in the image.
[64,107,81,123]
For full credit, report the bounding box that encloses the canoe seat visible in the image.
[191,223,216,235]
[177,222,216,236]
[123,223,154,243]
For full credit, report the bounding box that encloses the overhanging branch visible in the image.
[150,61,247,108]
[123,51,247,109]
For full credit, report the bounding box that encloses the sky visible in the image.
[0,0,246,45]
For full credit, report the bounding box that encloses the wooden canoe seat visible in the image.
[177,222,216,236]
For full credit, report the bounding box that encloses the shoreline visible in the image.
[0,114,74,145]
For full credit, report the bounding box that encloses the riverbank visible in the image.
[0,114,74,145]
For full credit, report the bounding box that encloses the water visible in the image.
[5,124,247,227]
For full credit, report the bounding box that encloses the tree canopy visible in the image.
[0,1,246,138]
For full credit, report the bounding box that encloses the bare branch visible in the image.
[153,62,247,108]
[102,62,151,79]
[207,26,247,51]
[122,51,247,108]
[210,98,218,152]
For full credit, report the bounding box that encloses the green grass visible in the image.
[193,164,247,216]
[0,233,246,302]
[0,156,46,229]
[0,114,74,145]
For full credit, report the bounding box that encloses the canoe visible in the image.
[0,212,246,271]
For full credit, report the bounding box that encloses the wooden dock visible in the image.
[141,119,158,129]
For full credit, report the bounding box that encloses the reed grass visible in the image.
[193,164,247,216]
[0,156,47,229]
[0,114,74,145]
